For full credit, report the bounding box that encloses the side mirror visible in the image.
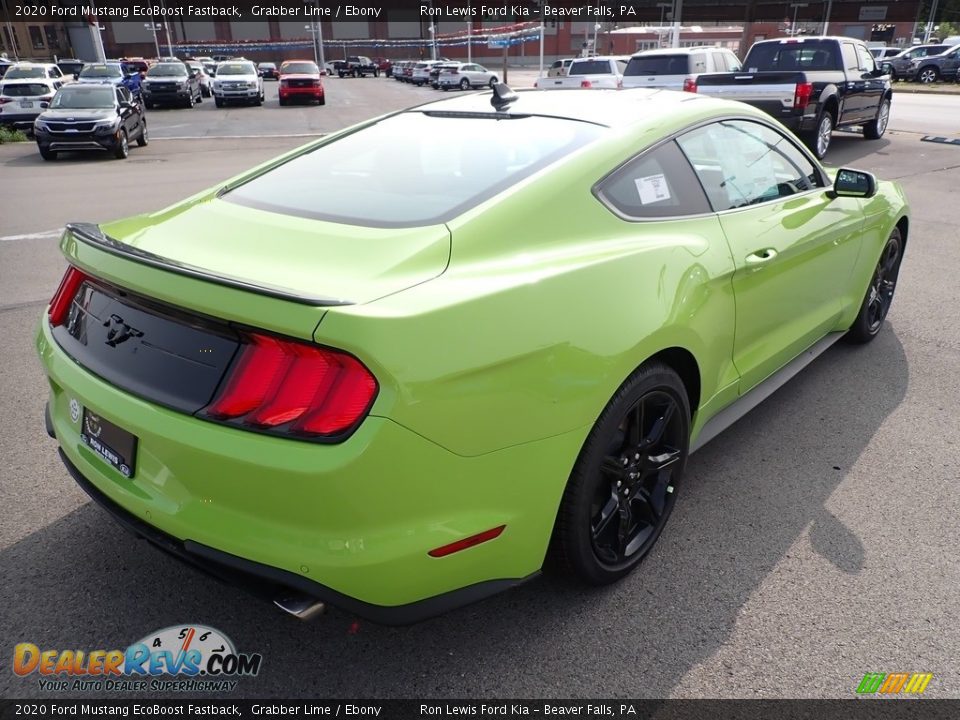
[73,72,80,80]
[830,168,878,198]
[40,101,49,109]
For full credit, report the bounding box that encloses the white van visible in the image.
[622,47,742,91]
[943,36,960,47]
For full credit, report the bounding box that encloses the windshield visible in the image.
[281,62,318,74]
[224,112,604,227]
[147,64,187,77]
[744,40,840,71]
[80,64,122,79]
[51,86,115,109]
[217,63,255,75]
[1,83,51,97]
[5,66,46,79]
[625,55,689,76]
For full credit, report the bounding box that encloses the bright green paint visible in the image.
[37,92,909,611]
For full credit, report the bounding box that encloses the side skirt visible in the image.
[690,331,846,454]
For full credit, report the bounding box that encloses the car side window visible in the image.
[855,44,876,73]
[676,120,822,212]
[596,140,712,219]
[725,51,742,72]
[841,43,859,72]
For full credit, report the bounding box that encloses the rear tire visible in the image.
[804,110,833,160]
[136,120,148,147]
[113,130,129,160]
[549,363,689,585]
[917,66,939,83]
[460,77,470,90]
[845,227,903,344]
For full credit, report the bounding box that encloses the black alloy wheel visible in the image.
[551,363,689,584]
[847,227,903,343]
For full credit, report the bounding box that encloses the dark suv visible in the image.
[904,45,960,83]
[882,44,952,79]
[34,83,147,161]
[142,62,202,108]
[341,56,379,78]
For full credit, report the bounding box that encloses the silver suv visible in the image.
[623,47,742,91]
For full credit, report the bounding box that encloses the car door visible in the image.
[676,119,866,393]
[942,48,960,79]
[853,43,884,119]
[116,87,135,136]
[839,41,869,122]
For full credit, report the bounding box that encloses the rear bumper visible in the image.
[0,112,40,129]
[37,316,576,621]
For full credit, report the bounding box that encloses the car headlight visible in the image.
[34,120,50,132]
[247,81,258,88]
[92,117,119,130]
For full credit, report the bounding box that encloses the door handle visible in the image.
[745,248,778,265]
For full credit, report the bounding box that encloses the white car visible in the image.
[3,62,68,84]
[212,60,264,107]
[535,56,629,89]
[0,78,59,130]
[185,61,212,97]
[437,63,500,90]
[547,58,574,77]
[410,61,442,86]
[622,47,742,91]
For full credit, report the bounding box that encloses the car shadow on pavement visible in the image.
[0,329,908,699]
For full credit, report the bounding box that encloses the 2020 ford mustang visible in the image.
[37,87,908,623]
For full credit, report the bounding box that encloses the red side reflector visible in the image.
[580,79,593,88]
[203,332,378,439]
[48,266,89,327]
[682,77,698,93]
[428,525,506,558]
[793,82,813,110]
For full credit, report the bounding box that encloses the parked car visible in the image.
[882,44,952,79]
[870,47,902,60]
[622,47,742,91]
[321,61,338,76]
[77,62,142,99]
[119,57,152,77]
[692,37,892,159]
[429,62,458,88]
[0,78,59,131]
[56,58,86,79]
[184,61,212,97]
[437,63,500,90]
[392,60,410,81]
[278,60,324,106]
[411,60,443,86]
[903,44,960,83]
[373,57,392,76]
[535,56,628,89]
[547,58,574,77]
[38,87,908,623]
[0,58,13,79]
[258,62,279,80]
[142,61,202,108]
[341,56,380,78]
[212,60,264,107]
[4,62,68,83]
[33,83,146,160]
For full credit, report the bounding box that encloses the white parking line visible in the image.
[0,229,62,243]
[152,133,324,140]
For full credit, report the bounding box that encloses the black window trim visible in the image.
[592,113,831,223]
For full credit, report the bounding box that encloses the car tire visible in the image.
[845,227,903,344]
[318,96,325,106]
[113,130,129,160]
[136,120,148,147]
[863,97,890,140]
[489,77,498,88]
[460,78,470,90]
[145,102,154,110]
[38,146,57,161]
[185,93,194,109]
[374,69,380,78]
[214,98,223,108]
[549,362,689,585]
[338,71,345,79]
[805,110,834,160]
[279,97,287,106]
[917,66,939,84]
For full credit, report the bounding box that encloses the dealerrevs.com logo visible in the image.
[13,625,262,693]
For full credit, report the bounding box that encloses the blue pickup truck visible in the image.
[76,62,142,100]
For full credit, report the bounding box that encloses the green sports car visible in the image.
[37,86,908,624]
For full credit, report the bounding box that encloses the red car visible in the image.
[373,56,392,76]
[277,60,325,106]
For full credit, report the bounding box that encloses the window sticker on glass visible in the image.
[635,174,671,204]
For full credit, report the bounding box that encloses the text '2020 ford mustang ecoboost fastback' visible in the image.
[37,87,909,624]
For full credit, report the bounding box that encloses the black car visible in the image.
[141,61,202,109]
[258,62,279,79]
[34,83,147,161]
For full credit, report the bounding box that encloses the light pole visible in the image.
[789,3,808,37]
[158,0,174,57]
[305,24,319,66]
[592,22,601,55]
[822,0,833,35]
[429,23,437,60]
[670,0,683,49]
[656,2,672,48]
[145,21,160,59]
[467,1,472,63]
[313,0,325,69]
[924,0,941,43]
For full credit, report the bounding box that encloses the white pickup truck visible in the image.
[535,56,629,89]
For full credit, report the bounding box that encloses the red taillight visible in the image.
[40,95,53,102]
[203,332,377,439]
[0,97,11,105]
[580,79,593,88]
[682,77,697,93]
[428,526,506,558]
[48,266,89,327]
[793,81,813,110]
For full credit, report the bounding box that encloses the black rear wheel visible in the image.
[136,120,148,147]
[550,363,689,585]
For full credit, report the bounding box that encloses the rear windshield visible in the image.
[224,112,604,227]
[147,63,187,77]
[281,62,318,74]
[1,83,51,96]
[80,64,122,78]
[51,86,115,109]
[625,55,690,76]
[5,66,46,79]
[569,60,614,75]
[744,40,840,71]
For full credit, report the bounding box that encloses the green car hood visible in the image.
[100,198,451,306]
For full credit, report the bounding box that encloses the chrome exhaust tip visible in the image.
[273,593,326,621]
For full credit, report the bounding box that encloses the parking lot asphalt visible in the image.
[2,78,960,700]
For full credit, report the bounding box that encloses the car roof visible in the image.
[632,47,727,57]
[1,77,56,85]
[571,55,628,62]
[409,87,735,129]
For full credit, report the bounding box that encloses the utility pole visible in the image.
[924,0,941,43]
[467,1,472,63]
[159,0,174,57]
[88,0,106,62]
[315,0,325,68]
[670,0,683,49]
[822,0,833,35]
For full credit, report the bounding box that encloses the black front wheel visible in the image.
[136,120,148,147]
[113,130,129,160]
[846,227,903,344]
[550,363,689,585]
